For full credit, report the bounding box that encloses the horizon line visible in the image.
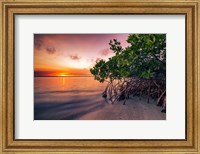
[34,76,93,77]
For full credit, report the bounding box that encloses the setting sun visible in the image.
[60,74,68,77]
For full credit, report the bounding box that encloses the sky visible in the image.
[34,34,129,77]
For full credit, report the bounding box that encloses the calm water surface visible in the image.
[34,77,107,120]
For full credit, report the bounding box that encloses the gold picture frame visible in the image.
[0,0,199,153]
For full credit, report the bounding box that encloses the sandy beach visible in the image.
[79,97,165,120]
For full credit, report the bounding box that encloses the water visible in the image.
[34,77,107,120]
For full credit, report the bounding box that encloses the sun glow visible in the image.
[60,74,68,77]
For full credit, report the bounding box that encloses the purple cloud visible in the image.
[69,54,81,61]
[46,46,56,54]
[100,48,110,56]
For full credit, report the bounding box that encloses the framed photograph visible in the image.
[0,0,199,153]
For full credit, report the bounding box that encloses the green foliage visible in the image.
[90,34,166,82]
